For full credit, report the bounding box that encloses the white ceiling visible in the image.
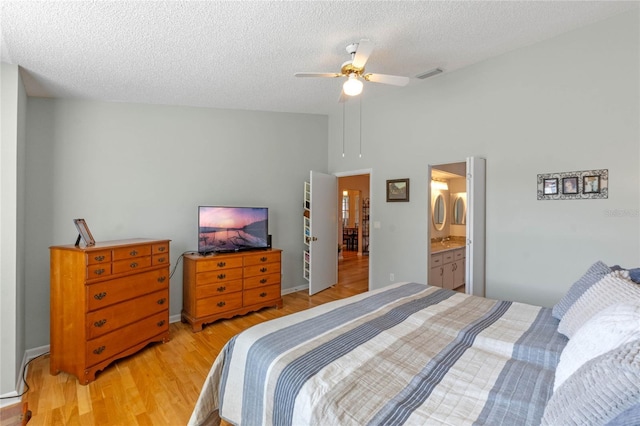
[2,1,637,115]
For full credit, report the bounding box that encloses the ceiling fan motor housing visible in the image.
[341,61,364,76]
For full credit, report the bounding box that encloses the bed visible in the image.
[189,263,640,426]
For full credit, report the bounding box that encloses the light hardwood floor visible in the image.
[21,252,368,425]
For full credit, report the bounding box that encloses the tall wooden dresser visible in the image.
[182,249,283,331]
[49,238,171,384]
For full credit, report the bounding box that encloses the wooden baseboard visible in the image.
[0,402,31,425]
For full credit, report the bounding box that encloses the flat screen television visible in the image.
[198,206,269,255]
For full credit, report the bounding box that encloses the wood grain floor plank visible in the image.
[21,252,368,425]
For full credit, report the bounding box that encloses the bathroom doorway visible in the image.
[428,157,486,296]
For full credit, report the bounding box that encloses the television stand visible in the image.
[181,248,283,332]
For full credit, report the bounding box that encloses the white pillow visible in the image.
[554,302,640,391]
[557,271,640,338]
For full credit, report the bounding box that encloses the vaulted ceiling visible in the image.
[2,1,637,115]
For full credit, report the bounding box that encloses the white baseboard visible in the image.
[0,345,50,408]
[281,284,308,295]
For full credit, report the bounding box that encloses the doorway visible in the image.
[428,157,486,296]
[337,172,371,291]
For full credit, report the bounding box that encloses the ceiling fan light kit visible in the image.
[295,39,409,100]
[343,73,363,96]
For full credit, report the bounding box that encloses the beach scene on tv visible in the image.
[198,207,268,253]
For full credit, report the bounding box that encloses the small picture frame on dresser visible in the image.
[73,218,95,247]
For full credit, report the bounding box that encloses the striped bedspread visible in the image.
[189,282,567,426]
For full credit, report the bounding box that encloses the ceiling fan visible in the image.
[295,39,410,101]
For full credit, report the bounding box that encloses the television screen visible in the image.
[198,206,268,254]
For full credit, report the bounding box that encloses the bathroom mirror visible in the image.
[452,196,466,225]
[432,194,446,230]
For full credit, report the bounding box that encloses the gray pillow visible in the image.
[606,403,640,426]
[552,261,611,320]
[542,339,640,425]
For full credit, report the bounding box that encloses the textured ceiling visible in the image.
[2,1,637,115]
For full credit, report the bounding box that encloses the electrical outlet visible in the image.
[390,273,395,281]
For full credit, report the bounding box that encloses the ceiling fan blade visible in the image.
[295,72,342,78]
[352,39,373,69]
[364,73,410,86]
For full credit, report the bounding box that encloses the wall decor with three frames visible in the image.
[537,169,608,200]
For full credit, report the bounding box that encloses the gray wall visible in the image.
[329,10,640,307]
[0,63,27,395]
[24,99,327,348]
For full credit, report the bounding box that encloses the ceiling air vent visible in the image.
[416,68,443,79]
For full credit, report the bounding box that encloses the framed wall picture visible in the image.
[386,178,410,202]
[73,218,95,247]
[543,178,558,195]
[537,169,607,200]
[562,177,578,195]
[583,175,600,193]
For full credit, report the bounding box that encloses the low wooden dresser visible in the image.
[182,249,283,331]
[50,238,171,384]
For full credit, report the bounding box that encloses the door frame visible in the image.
[334,168,373,291]
[427,157,486,296]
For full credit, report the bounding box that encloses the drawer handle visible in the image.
[157,276,166,283]
[158,246,166,252]
[260,257,267,262]
[217,301,226,308]
[157,257,166,263]
[217,286,226,292]
[94,255,105,261]
[157,320,166,327]
[157,298,166,305]
[217,261,226,267]
[94,319,107,328]
[259,292,267,298]
[94,268,105,275]
[260,267,267,273]
[130,250,138,256]
[217,273,226,280]
[94,292,107,300]
[260,278,267,284]
[93,346,106,355]
[130,262,138,268]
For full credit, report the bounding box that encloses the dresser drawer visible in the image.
[113,256,152,274]
[87,250,112,265]
[153,253,170,266]
[244,272,280,290]
[87,268,169,312]
[152,242,169,255]
[244,284,280,306]
[113,244,152,260]
[244,251,281,266]
[196,292,243,317]
[244,263,280,278]
[86,289,169,339]
[196,280,243,299]
[196,267,243,285]
[196,256,243,273]
[430,253,443,268]
[86,310,168,367]
[86,263,112,279]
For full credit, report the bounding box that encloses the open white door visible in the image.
[309,171,338,295]
[466,157,486,297]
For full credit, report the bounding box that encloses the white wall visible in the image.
[0,63,27,397]
[329,10,640,307]
[24,99,327,348]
